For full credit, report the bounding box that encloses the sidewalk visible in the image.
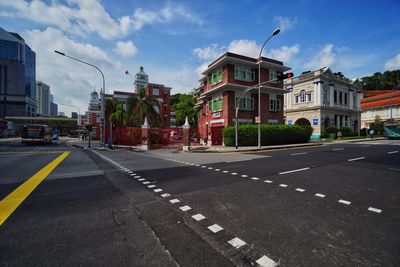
[66,136,387,153]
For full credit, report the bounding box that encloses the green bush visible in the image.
[222,124,313,146]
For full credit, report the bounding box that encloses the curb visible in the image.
[189,143,324,153]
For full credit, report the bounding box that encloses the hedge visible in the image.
[222,124,313,146]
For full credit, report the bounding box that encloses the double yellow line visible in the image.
[0,151,70,226]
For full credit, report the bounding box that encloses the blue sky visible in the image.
[1,0,399,116]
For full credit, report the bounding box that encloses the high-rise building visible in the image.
[50,93,58,116]
[0,27,36,117]
[36,81,50,116]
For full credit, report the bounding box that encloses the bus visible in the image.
[21,124,53,144]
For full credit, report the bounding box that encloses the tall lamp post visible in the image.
[59,103,81,126]
[55,50,106,147]
[257,28,280,148]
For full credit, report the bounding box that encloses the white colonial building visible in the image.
[283,67,363,138]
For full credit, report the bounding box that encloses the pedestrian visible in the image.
[337,130,342,140]
[369,129,374,139]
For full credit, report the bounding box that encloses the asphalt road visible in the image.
[1,139,399,266]
[94,140,400,266]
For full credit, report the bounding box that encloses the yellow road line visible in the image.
[0,151,70,226]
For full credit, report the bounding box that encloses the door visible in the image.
[211,127,223,145]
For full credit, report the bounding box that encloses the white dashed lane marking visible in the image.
[192,214,206,221]
[291,152,308,156]
[208,224,223,233]
[315,193,326,198]
[169,199,181,204]
[332,148,344,151]
[251,177,260,180]
[142,181,150,184]
[241,174,248,178]
[228,237,246,249]
[161,193,171,198]
[179,205,192,212]
[147,185,156,188]
[208,167,213,170]
[231,172,238,176]
[264,180,273,183]
[387,151,399,154]
[279,167,310,175]
[214,169,221,171]
[138,178,145,181]
[338,199,351,205]
[279,184,288,188]
[368,207,382,213]
[256,255,276,267]
[348,157,365,161]
[222,170,229,173]
[153,189,163,192]
[295,188,305,192]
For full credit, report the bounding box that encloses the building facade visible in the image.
[0,27,36,117]
[36,81,50,116]
[196,52,290,145]
[361,90,400,128]
[283,68,363,138]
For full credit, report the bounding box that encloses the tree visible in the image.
[361,70,400,89]
[173,93,197,126]
[110,102,128,127]
[126,87,160,127]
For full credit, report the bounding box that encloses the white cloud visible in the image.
[384,54,400,71]
[24,27,121,116]
[193,44,225,61]
[0,0,202,39]
[273,16,297,32]
[266,44,300,63]
[113,41,137,57]
[304,44,335,70]
[228,40,260,58]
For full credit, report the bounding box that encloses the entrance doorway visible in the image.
[295,118,311,126]
[211,127,223,145]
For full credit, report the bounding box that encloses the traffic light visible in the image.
[85,125,93,132]
[277,72,294,81]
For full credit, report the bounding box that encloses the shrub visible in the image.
[222,124,313,146]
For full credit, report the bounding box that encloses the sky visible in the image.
[1,0,400,116]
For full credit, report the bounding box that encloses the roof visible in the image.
[361,90,400,109]
[202,52,290,75]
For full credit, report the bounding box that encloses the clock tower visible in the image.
[134,66,148,92]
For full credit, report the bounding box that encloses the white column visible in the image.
[349,92,354,109]
[314,83,318,106]
[319,83,323,105]
[288,90,292,109]
[329,85,335,107]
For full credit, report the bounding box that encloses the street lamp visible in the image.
[59,103,81,126]
[257,28,280,148]
[54,50,106,147]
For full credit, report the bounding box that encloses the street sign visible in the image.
[255,116,261,124]
[313,119,318,125]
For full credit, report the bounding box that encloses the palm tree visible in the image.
[110,102,128,145]
[126,87,160,127]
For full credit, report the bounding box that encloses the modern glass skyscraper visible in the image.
[0,27,36,117]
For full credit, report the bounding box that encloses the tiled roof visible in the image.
[361,90,400,109]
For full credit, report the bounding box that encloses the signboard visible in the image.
[212,112,221,118]
[255,116,261,124]
[313,118,318,125]
[287,120,292,125]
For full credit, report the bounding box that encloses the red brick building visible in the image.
[195,52,290,145]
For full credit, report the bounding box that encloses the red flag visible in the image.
[125,70,129,75]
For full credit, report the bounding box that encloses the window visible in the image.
[210,68,223,85]
[212,98,223,111]
[344,93,348,105]
[353,94,357,108]
[236,97,254,110]
[339,91,343,104]
[300,90,306,102]
[334,90,337,103]
[269,69,277,82]
[153,87,159,96]
[269,94,280,112]
[307,93,312,102]
[323,88,328,103]
[269,99,281,112]
[295,95,299,103]
[235,66,255,82]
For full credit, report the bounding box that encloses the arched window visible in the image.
[300,90,306,102]
[344,93,348,105]
[334,90,337,103]
[339,91,343,104]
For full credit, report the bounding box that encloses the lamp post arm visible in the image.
[258,35,274,58]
